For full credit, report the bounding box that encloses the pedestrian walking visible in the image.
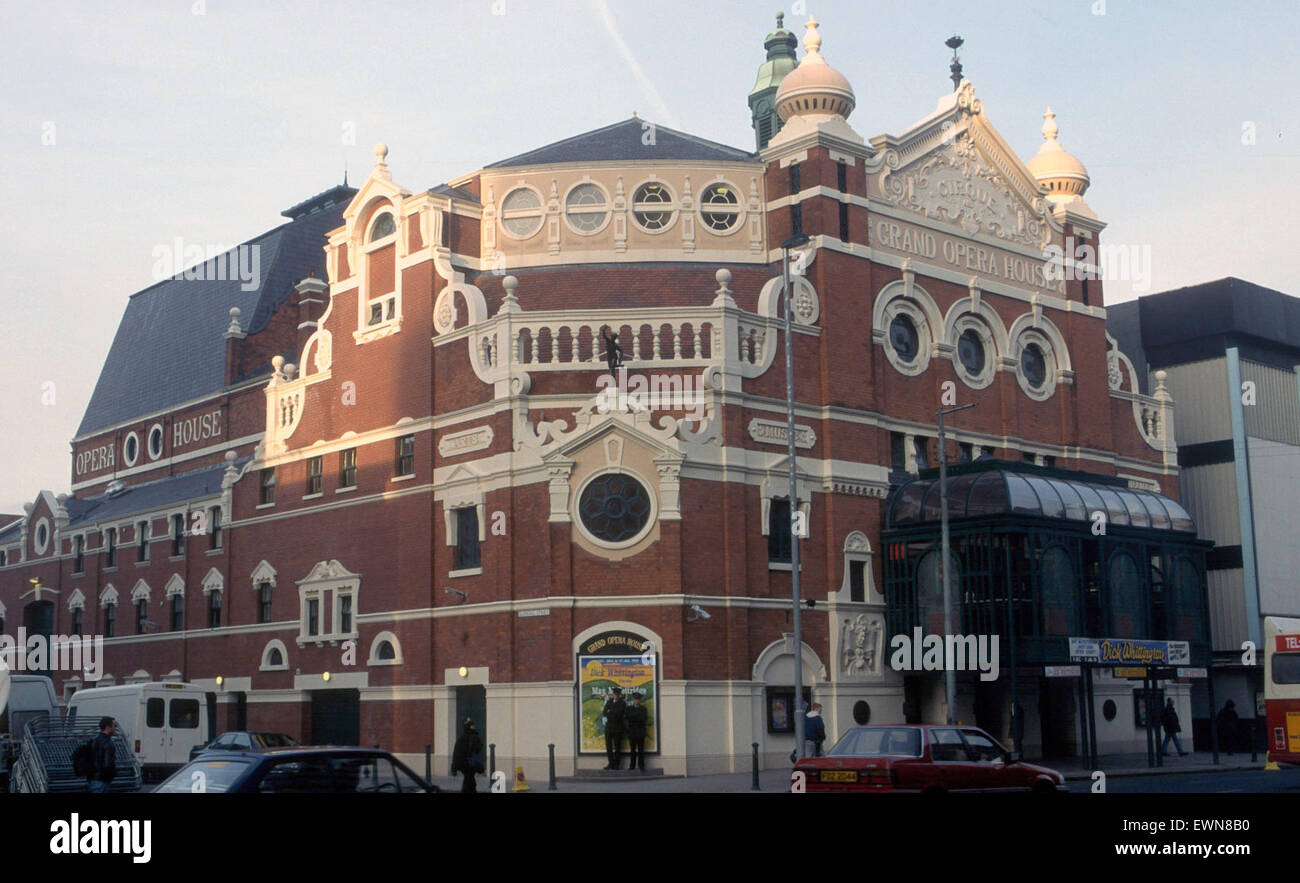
[804,702,827,757]
[78,716,117,793]
[1160,698,1188,757]
[602,687,627,770]
[1216,699,1240,755]
[626,692,648,771]
[451,717,484,793]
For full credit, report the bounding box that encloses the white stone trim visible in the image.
[367,630,403,666]
[259,638,290,672]
[250,559,277,588]
[130,579,151,602]
[164,573,185,598]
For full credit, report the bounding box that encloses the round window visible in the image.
[147,424,163,460]
[699,183,741,232]
[564,183,609,233]
[501,188,544,238]
[889,314,920,363]
[1102,699,1117,721]
[123,432,139,467]
[958,329,986,376]
[632,182,674,231]
[1021,343,1047,388]
[852,700,871,726]
[578,473,653,544]
[368,212,396,242]
[35,520,49,554]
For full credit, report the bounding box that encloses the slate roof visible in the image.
[64,460,247,529]
[75,187,355,438]
[484,118,756,169]
[429,182,479,202]
[0,519,22,543]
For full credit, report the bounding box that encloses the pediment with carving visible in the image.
[880,130,1049,250]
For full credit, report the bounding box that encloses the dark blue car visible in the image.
[156,746,440,793]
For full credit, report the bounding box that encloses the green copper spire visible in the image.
[748,12,798,150]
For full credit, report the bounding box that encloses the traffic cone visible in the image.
[513,764,531,792]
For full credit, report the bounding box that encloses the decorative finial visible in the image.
[803,16,822,56]
[225,306,244,338]
[1041,107,1059,143]
[374,143,389,164]
[776,11,784,28]
[946,35,964,91]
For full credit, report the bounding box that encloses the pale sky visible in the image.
[0,0,1295,510]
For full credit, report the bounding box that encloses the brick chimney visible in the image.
[223,307,246,385]
[293,273,329,355]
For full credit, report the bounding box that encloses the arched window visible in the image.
[1039,546,1077,636]
[1107,551,1146,637]
[1168,557,1204,641]
[368,212,396,242]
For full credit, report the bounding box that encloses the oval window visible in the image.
[1021,343,1047,389]
[148,425,164,460]
[699,183,741,232]
[578,473,653,544]
[958,329,986,376]
[889,314,919,363]
[123,433,139,467]
[501,188,544,238]
[632,182,674,231]
[565,183,609,233]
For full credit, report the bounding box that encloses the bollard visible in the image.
[489,743,496,782]
[548,743,558,791]
[751,742,760,791]
[425,743,431,783]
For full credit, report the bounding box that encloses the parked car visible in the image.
[792,724,1067,793]
[189,731,300,761]
[156,747,440,793]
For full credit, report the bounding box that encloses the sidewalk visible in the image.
[1054,750,1266,781]
[425,750,1266,793]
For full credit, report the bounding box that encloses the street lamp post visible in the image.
[781,232,810,758]
[937,401,976,724]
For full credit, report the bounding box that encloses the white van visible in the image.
[2,675,60,739]
[67,682,208,781]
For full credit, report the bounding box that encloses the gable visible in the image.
[871,83,1057,253]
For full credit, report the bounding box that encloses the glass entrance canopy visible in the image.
[887,468,1195,533]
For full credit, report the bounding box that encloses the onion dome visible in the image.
[1026,108,1090,199]
[775,16,856,122]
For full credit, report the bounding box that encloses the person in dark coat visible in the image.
[88,716,118,793]
[450,718,484,793]
[804,702,828,756]
[602,687,627,770]
[625,692,649,771]
[1160,698,1188,757]
[1216,700,1240,755]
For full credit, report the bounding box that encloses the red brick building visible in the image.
[0,16,1204,773]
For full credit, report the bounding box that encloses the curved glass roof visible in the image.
[887,469,1195,533]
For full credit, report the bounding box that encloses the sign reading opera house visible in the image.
[0,15,1206,774]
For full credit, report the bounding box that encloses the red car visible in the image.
[792,725,1067,794]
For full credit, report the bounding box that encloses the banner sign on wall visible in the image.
[577,630,658,755]
[1068,637,1190,666]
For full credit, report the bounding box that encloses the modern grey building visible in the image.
[1109,278,1300,748]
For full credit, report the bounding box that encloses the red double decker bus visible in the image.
[1265,616,1300,767]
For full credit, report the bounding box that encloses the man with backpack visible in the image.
[74,716,118,793]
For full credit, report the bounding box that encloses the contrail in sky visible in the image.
[593,0,679,129]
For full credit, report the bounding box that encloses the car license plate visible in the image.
[819,770,858,783]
